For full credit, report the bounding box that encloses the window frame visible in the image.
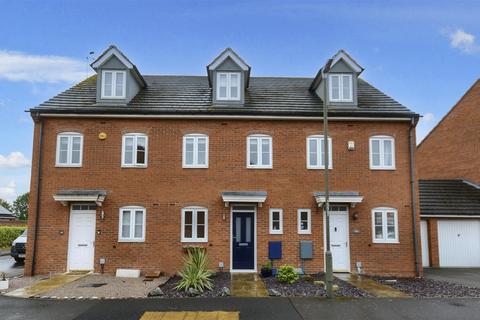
[269,208,283,235]
[55,132,83,167]
[369,135,396,170]
[182,134,209,168]
[101,70,127,99]
[118,206,146,242]
[246,134,273,169]
[306,135,333,169]
[181,207,208,243]
[121,133,148,168]
[371,207,399,244]
[328,73,353,102]
[216,72,241,101]
[297,209,312,234]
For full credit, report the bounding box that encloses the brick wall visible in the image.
[25,117,419,277]
[417,80,480,184]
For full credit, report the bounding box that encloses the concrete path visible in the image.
[141,311,239,320]
[425,268,480,288]
[335,273,410,298]
[0,255,24,278]
[3,295,480,320]
[5,271,89,298]
[230,273,268,297]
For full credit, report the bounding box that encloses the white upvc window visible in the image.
[118,206,146,242]
[247,135,272,169]
[56,132,83,167]
[269,208,283,234]
[307,135,333,169]
[181,207,208,242]
[329,74,353,102]
[216,72,241,101]
[183,134,209,168]
[369,136,395,170]
[122,134,148,167]
[297,209,311,234]
[101,70,126,99]
[372,207,399,243]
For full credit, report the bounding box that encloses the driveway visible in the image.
[0,255,24,278]
[425,268,480,288]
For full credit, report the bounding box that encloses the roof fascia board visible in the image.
[91,47,134,69]
[35,113,414,121]
[330,50,364,74]
[420,215,480,218]
[207,49,250,71]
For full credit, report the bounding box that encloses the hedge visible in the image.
[0,226,26,249]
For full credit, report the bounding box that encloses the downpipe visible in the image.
[409,117,421,277]
[31,114,44,276]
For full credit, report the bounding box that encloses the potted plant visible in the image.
[0,272,8,291]
[260,261,272,277]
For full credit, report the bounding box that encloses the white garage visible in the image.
[419,179,480,268]
[437,220,480,267]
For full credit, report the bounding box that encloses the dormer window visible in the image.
[101,70,126,99]
[329,74,353,102]
[217,72,240,101]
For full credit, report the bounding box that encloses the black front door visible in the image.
[232,212,255,270]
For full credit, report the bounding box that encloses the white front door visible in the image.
[327,207,350,272]
[420,220,430,267]
[68,208,96,271]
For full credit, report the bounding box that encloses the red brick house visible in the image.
[25,46,421,277]
[417,80,480,268]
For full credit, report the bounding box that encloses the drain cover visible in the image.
[80,283,107,288]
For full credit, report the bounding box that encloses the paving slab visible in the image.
[230,273,268,297]
[334,273,410,298]
[4,271,89,298]
[140,311,239,320]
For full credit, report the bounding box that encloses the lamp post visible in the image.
[323,75,333,298]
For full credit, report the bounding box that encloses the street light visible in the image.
[323,73,333,298]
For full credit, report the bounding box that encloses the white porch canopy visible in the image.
[314,191,363,208]
[53,189,107,206]
[221,191,267,207]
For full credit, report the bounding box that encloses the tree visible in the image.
[12,192,29,221]
[0,198,12,212]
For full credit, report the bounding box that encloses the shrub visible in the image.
[0,226,26,249]
[175,247,213,293]
[276,264,299,284]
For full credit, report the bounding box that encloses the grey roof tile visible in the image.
[31,75,416,118]
[419,180,480,216]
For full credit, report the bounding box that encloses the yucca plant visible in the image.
[175,247,213,293]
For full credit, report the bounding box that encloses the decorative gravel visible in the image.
[158,272,231,298]
[374,277,480,298]
[263,273,372,297]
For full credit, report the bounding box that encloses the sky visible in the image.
[0,0,479,202]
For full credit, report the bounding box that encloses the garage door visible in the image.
[438,220,480,267]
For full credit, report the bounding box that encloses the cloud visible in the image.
[0,152,31,168]
[0,50,91,83]
[446,29,480,54]
[423,112,435,122]
[0,181,17,202]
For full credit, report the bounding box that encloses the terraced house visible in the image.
[25,46,421,277]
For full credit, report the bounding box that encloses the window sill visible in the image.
[55,164,82,168]
[181,239,208,243]
[372,240,399,244]
[118,239,145,243]
[121,165,148,169]
[269,231,283,235]
[247,166,273,170]
[182,165,209,169]
[100,95,126,100]
[307,167,333,170]
[370,167,396,171]
[298,232,312,235]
